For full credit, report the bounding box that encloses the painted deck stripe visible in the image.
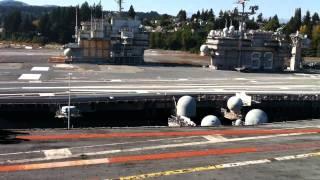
[17,128,320,141]
[1,132,314,165]
[118,152,320,180]
[0,136,195,157]
[18,74,41,80]
[0,148,256,172]
[203,135,228,142]
[1,141,320,172]
[0,158,109,172]
[31,67,50,72]
[43,148,72,160]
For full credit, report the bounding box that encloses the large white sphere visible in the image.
[177,96,196,118]
[245,109,268,126]
[227,96,243,112]
[63,48,72,57]
[234,119,243,126]
[201,115,221,127]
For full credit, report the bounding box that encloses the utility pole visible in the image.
[68,72,72,130]
[119,0,123,13]
[234,0,258,71]
[75,6,78,43]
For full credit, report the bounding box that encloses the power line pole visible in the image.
[68,72,72,130]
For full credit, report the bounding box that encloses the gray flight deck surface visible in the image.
[0,48,320,179]
[0,48,319,104]
[1,120,320,179]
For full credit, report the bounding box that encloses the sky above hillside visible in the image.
[17,0,320,19]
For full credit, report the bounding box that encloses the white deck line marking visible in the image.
[0,136,196,157]
[18,74,41,80]
[31,67,50,72]
[38,93,55,97]
[0,132,315,165]
[54,64,74,69]
[0,150,42,156]
[203,135,227,142]
[110,79,122,82]
[118,152,320,179]
[219,159,271,168]
[20,84,320,90]
[135,90,150,94]
[29,81,42,83]
[279,87,290,90]
[234,78,247,80]
[43,148,72,160]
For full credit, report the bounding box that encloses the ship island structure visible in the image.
[200,0,311,72]
[55,0,149,65]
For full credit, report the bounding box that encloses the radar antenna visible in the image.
[234,0,258,22]
[115,0,124,13]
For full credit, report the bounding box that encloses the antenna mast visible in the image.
[115,0,124,13]
[75,6,78,43]
[234,0,258,22]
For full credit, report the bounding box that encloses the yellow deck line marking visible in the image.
[117,152,320,180]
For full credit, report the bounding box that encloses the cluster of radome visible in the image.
[176,95,268,127]
[227,96,268,126]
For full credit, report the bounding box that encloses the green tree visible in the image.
[206,8,215,23]
[80,2,91,21]
[128,5,136,19]
[20,15,34,32]
[160,14,172,28]
[196,11,201,19]
[38,13,49,34]
[263,15,280,31]
[312,25,320,50]
[93,1,103,18]
[312,12,320,24]
[4,10,22,33]
[257,13,263,23]
[303,11,311,25]
[284,8,302,35]
[302,11,312,38]
[177,10,187,22]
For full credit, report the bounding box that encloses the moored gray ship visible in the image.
[200,0,311,72]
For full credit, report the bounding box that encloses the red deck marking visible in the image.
[0,158,109,172]
[108,147,257,163]
[17,128,320,141]
[1,141,320,172]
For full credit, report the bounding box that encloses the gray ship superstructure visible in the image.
[200,0,310,72]
[61,1,149,65]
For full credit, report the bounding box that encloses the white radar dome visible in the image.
[245,109,268,126]
[176,96,197,118]
[227,96,243,112]
[63,48,72,57]
[201,115,221,127]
